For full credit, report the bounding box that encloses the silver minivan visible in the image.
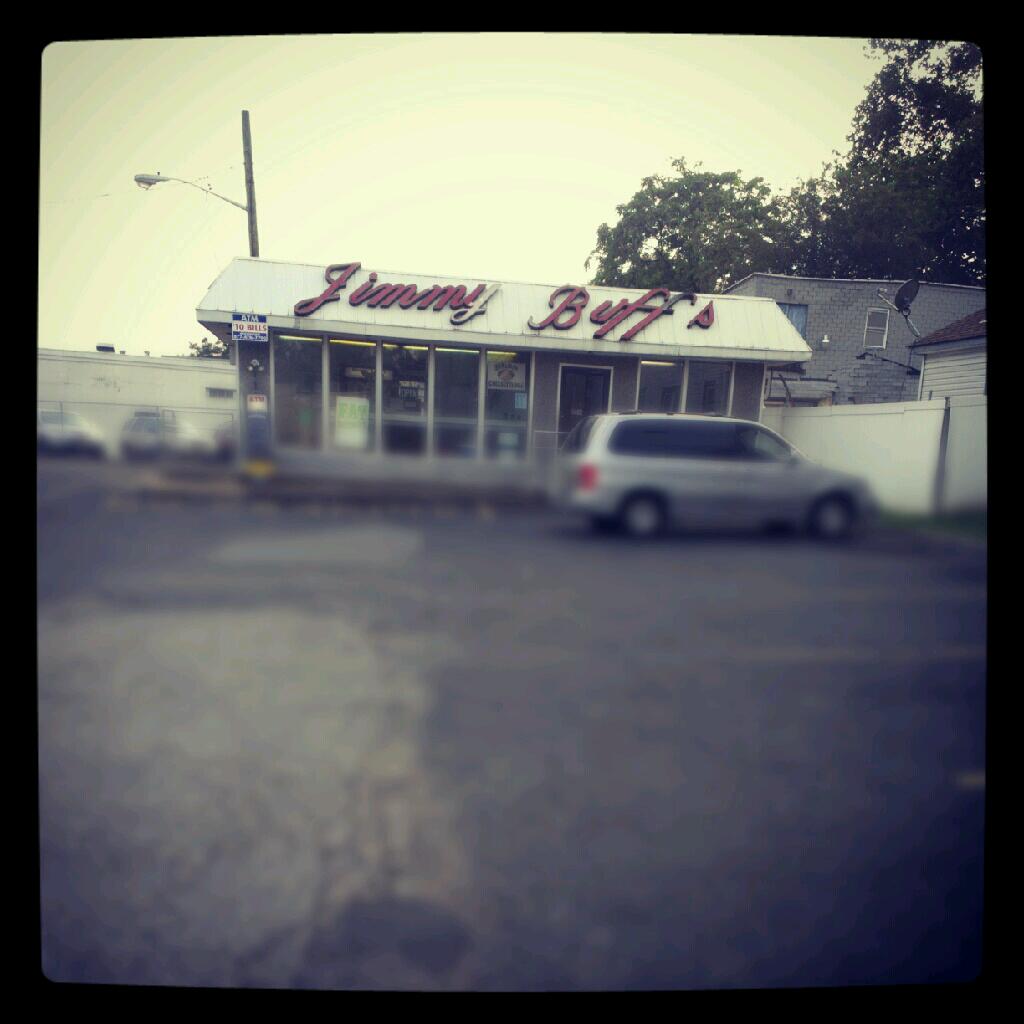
[550,413,877,539]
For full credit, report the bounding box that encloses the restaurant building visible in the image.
[196,258,812,462]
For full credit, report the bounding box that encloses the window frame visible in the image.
[863,307,890,349]
[777,302,809,340]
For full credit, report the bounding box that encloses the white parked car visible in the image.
[120,413,218,461]
[37,409,106,458]
[550,412,878,540]
[168,422,219,459]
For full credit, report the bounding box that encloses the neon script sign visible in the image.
[294,262,716,342]
[294,262,500,325]
[527,287,713,341]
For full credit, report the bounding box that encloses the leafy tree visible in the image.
[788,40,984,285]
[849,39,982,160]
[586,159,795,293]
[189,336,229,359]
[776,175,837,280]
[587,41,983,290]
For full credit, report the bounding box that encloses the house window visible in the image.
[206,387,236,399]
[863,308,889,348]
[777,302,808,339]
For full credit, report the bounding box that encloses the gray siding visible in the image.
[726,275,985,405]
[920,347,987,400]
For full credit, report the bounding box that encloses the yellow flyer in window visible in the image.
[334,394,370,448]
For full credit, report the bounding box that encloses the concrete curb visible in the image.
[874,524,987,555]
[900,527,987,553]
[133,470,550,510]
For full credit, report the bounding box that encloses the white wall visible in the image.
[767,398,989,515]
[38,350,238,454]
[760,406,784,435]
[943,395,987,511]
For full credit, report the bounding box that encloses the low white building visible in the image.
[37,348,238,455]
[195,257,812,462]
[912,308,987,401]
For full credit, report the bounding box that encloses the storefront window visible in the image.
[484,351,530,459]
[637,361,683,412]
[685,360,732,416]
[328,339,376,452]
[273,334,322,448]
[382,344,428,454]
[434,348,479,457]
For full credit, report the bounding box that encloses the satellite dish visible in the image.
[893,278,919,314]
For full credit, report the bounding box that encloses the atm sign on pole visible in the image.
[232,314,268,342]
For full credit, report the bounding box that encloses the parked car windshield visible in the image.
[735,424,792,461]
[40,411,61,425]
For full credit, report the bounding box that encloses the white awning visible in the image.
[197,257,813,363]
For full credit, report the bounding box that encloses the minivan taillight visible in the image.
[576,463,599,491]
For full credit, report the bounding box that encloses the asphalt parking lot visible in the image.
[37,458,986,990]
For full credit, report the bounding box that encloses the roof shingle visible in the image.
[911,307,987,347]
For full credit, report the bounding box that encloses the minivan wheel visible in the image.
[808,494,856,541]
[619,494,667,538]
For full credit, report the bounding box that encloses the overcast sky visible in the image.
[40,34,882,358]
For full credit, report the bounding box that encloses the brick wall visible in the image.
[726,275,985,404]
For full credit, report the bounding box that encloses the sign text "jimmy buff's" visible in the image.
[528,287,714,341]
[294,263,499,325]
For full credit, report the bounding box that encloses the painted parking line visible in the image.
[954,771,985,790]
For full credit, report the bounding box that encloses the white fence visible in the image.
[762,396,987,515]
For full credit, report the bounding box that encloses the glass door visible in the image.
[558,366,610,439]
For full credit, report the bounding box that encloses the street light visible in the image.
[133,110,260,257]
[134,173,249,211]
[135,113,266,472]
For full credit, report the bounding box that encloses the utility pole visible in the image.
[242,110,259,258]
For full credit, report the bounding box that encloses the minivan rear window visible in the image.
[609,419,743,458]
[608,421,672,456]
[561,416,598,453]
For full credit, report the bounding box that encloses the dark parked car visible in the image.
[213,421,239,462]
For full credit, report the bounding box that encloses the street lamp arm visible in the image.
[163,176,249,212]
[134,172,248,212]
[134,113,259,261]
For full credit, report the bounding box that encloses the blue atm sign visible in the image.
[232,313,268,342]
